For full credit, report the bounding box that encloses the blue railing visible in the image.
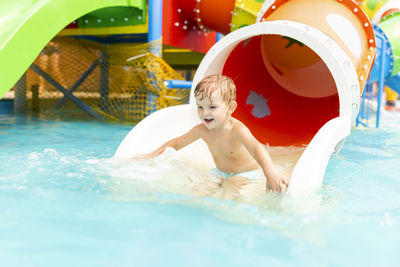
[356,25,390,128]
[166,80,192,89]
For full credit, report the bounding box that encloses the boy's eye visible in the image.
[210,106,216,109]
[197,106,203,110]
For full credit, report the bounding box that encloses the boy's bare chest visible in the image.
[203,132,240,156]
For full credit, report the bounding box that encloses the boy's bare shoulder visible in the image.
[231,118,250,131]
[231,118,254,140]
[192,123,208,134]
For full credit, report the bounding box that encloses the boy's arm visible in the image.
[234,123,288,192]
[133,124,204,160]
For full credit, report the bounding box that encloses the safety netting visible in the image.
[20,37,189,122]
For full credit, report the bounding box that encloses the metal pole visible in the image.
[99,51,109,113]
[216,33,223,42]
[147,0,163,116]
[376,35,387,128]
[14,73,26,114]
[31,84,40,112]
[148,0,163,57]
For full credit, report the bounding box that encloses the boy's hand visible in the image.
[266,173,288,192]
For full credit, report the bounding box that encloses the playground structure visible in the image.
[357,0,400,127]
[1,0,400,195]
[116,0,377,196]
[0,0,218,121]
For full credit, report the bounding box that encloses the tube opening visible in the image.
[222,35,339,146]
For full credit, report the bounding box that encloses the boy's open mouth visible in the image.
[204,118,214,123]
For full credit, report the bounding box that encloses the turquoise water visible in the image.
[1,114,399,266]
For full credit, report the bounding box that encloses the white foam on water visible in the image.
[101,146,307,204]
[100,144,345,246]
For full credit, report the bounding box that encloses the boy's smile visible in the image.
[195,92,234,130]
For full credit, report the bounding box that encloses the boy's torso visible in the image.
[200,121,259,174]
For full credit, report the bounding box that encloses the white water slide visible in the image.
[115,0,376,196]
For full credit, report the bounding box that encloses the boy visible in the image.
[136,75,288,194]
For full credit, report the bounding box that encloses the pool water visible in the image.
[1,113,399,266]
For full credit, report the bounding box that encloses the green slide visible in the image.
[0,0,144,99]
[379,12,400,76]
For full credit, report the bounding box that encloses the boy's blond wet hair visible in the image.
[194,75,236,104]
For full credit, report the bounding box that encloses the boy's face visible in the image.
[195,92,235,130]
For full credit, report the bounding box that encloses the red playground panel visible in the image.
[162,0,217,54]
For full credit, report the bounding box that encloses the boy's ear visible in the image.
[229,101,237,113]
